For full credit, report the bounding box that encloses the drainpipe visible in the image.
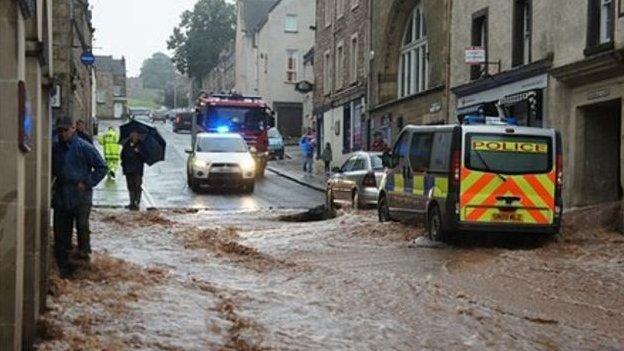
[366,0,373,149]
[445,0,453,123]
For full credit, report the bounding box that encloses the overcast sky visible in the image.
[91,0,199,77]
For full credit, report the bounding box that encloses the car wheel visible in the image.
[243,182,255,194]
[188,176,200,193]
[428,205,448,242]
[326,189,335,209]
[378,194,391,222]
[352,190,360,210]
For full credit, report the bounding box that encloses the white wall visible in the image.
[255,0,316,107]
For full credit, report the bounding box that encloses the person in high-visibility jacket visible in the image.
[98,126,121,179]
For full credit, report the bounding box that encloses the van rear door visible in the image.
[460,133,556,226]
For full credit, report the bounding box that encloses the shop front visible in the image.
[455,73,548,127]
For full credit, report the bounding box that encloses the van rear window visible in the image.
[465,134,553,174]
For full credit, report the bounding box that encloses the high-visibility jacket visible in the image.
[98,129,121,161]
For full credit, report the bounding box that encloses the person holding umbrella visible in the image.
[121,132,146,210]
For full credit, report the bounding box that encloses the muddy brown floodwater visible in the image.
[37,208,624,350]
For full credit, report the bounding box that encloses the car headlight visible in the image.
[193,160,209,168]
[240,158,255,172]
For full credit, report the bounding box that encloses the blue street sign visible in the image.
[80,50,96,66]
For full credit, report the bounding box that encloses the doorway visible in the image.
[579,99,622,205]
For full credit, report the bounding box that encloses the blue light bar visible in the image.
[216,125,230,133]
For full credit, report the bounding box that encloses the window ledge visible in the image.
[351,3,360,11]
[584,41,615,57]
[284,30,299,34]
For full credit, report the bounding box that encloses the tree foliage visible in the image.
[140,52,176,90]
[167,0,236,81]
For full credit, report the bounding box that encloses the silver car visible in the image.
[326,152,385,209]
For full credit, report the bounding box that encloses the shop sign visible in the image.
[499,91,536,106]
[465,47,486,65]
[587,88,610,101]
[295,80,314,94]
[429,102,442,113]
[458,74,548,109]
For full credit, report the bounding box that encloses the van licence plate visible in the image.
[492,212,523,222]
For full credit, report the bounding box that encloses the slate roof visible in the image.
[243,0,279,34]
[94,56,126,76]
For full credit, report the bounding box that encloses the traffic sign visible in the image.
[80,50,96,66]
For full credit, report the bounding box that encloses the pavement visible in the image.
[93,120,324,211]
[267,145,327,192]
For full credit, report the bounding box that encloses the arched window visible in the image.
[398,2,428,98]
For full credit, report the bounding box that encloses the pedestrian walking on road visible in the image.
[98,126,121,179]
[52,117,107,277]
[75,119,94,144]
[322,142,333,174]
[121,132,146,211]
[300,128,315,174]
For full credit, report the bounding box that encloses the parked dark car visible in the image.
[152,111,168,123]
[173,111,195,133]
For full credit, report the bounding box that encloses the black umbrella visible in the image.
[119,119,167,166]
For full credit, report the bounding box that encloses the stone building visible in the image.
[94,56,127,119]
[0,0,55,349]
[255,0,316,139]
[314,0,370,165]
[449,0,624,215]
[235,0,279,94]
[52,0,95,128]
[368,0,452,151]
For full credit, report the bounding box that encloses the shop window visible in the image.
[471,9,489,80]
[409,133,433,172]
[512,0,532,67]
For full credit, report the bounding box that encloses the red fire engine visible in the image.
[193,92,275,177]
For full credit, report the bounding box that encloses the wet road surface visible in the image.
[38,208,624,350]
[94,120,324,210]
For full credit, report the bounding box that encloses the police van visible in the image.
[377,117,562,241]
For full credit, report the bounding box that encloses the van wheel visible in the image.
[378,194,391,222]
[428,205,448,242]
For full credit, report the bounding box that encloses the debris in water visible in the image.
[409,236,446,249]
[278,205,337,222]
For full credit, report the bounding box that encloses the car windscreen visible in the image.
[196,137,248,153]
[202,107,267,132]
[465,133,552,174]
[370,155,384,171]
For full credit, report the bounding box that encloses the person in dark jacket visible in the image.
[52,117,107,276]
[75,119,94,144]
[121,132,146,211]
